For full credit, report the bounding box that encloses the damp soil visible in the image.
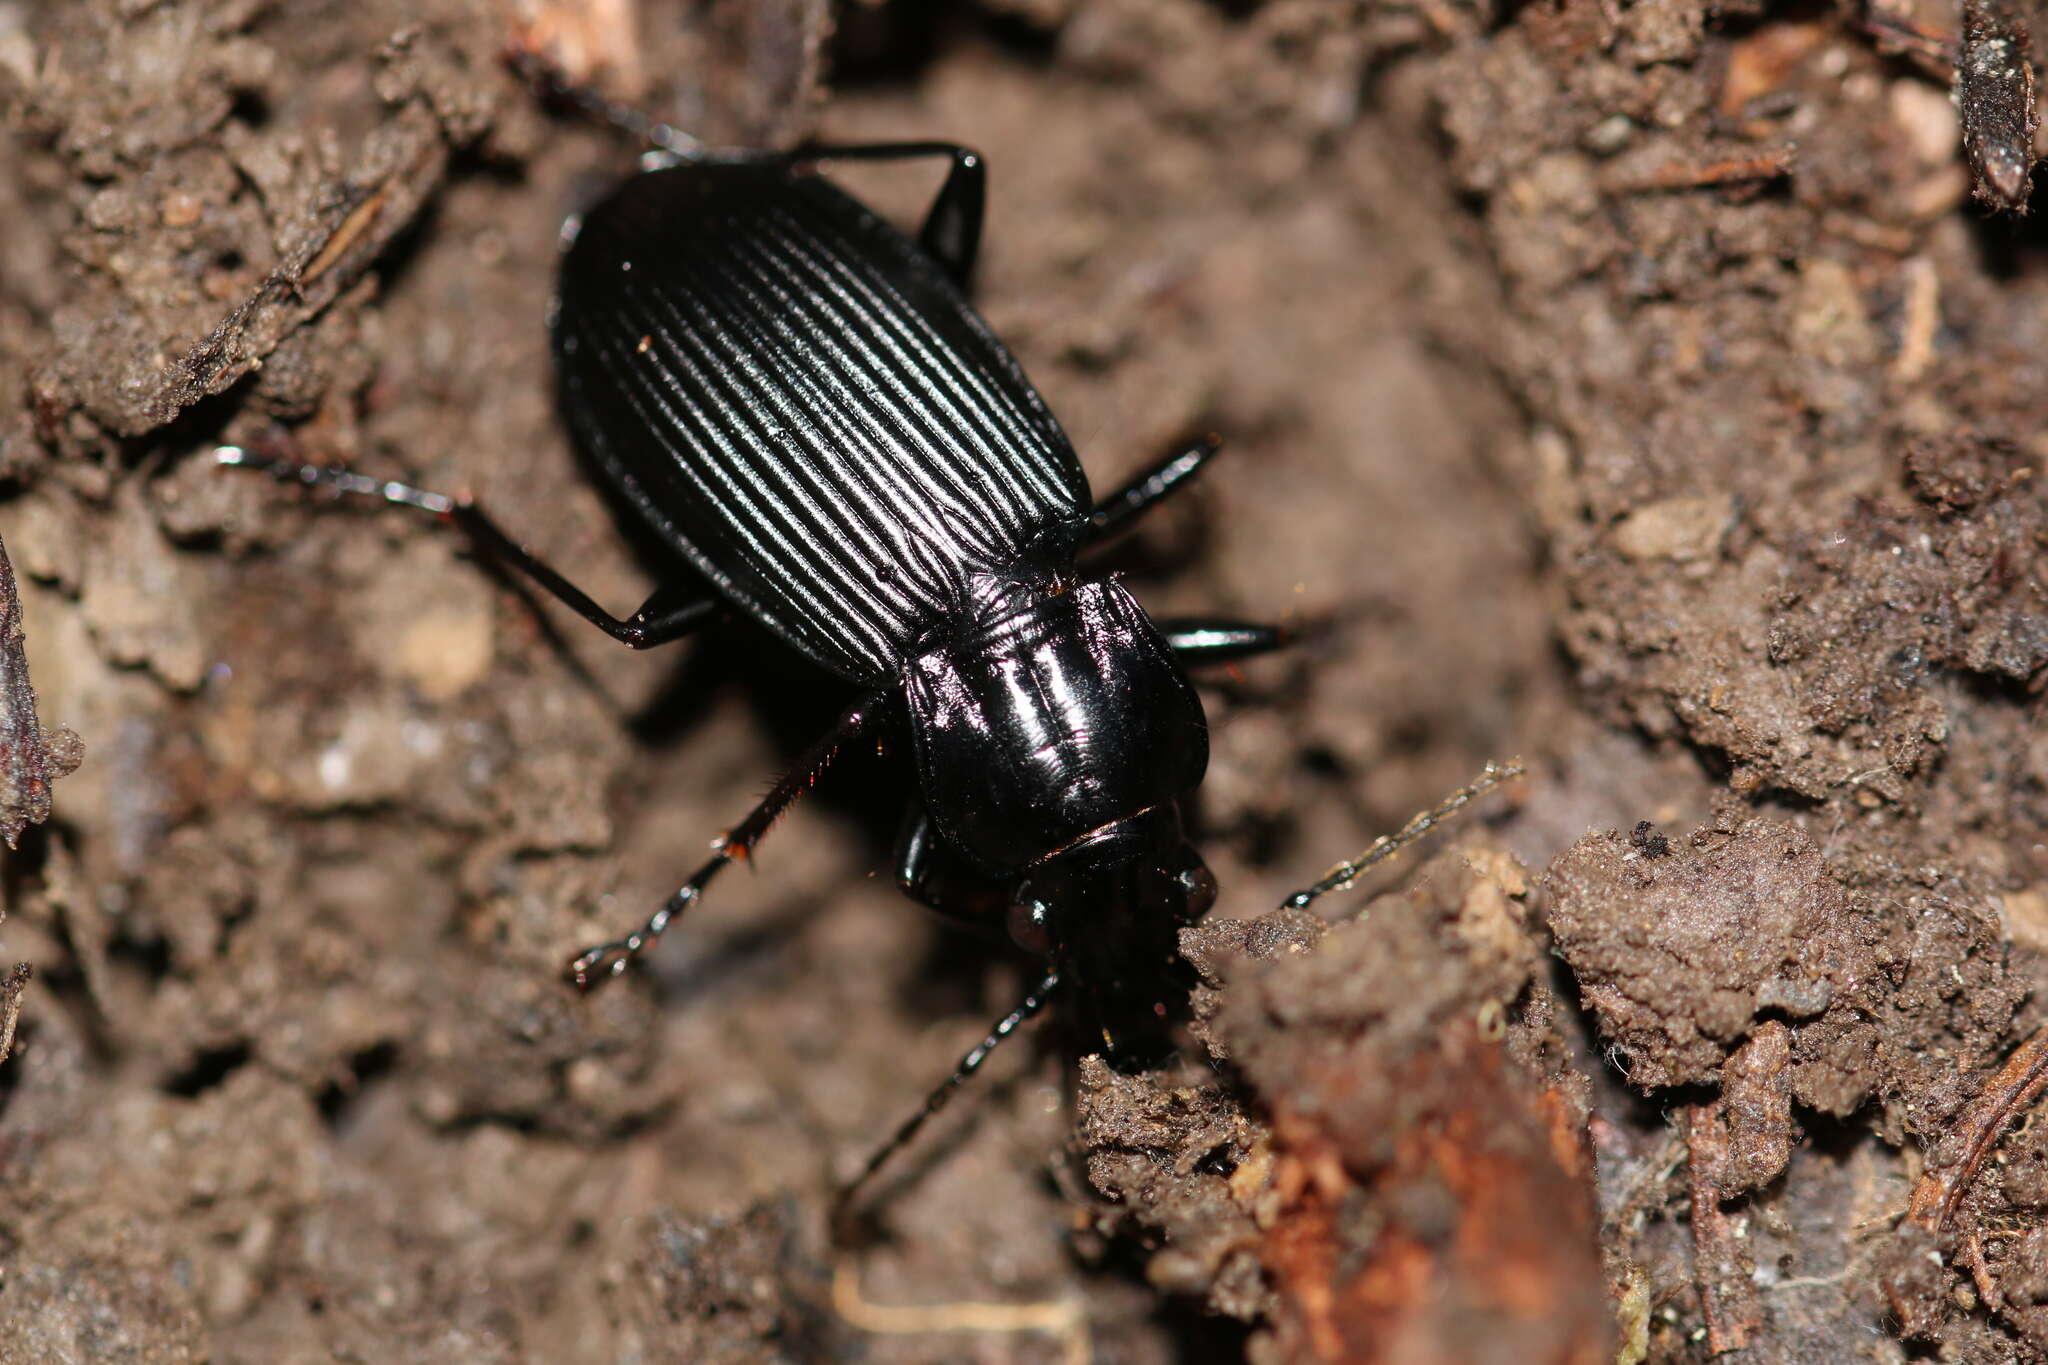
[1,1,2046,1362]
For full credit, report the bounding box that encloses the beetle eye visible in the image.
[1178,861,1219,920]
[1006,894,1054,955]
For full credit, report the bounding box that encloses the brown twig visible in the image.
[0,963,30,1066]
[1903,1021,2048,1233]
[1605,146,1797,195]
[1880,1022,2048,1333]
[1684,1101,1763,1353]
[1956,1231,2003,1313]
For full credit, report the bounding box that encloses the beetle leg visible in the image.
[896,806,1011,928]
[214,446,718,649]
[1157,617,1289,665]
[567,690,890,987]
[831,968,1060,1243]
[507,46,715,163]
[444,506,720,648]
[791,142,986,287]
[1085,433,1222,544]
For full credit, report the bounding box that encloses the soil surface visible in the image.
[2,1,2045,1362]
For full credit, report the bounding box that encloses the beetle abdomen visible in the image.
[553,161,1091,683]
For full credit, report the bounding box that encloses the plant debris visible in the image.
[0,532,81,848]
[1957,0,2039,210]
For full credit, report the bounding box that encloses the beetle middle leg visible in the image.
[567,690,889,986]
[1086,434,1223,544]
[1157,617,1288,666]
[215,446,718,649]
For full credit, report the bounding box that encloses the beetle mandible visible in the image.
[222,117,1284,1206]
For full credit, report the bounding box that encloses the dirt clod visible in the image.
[1086,847,1610,1364]
[1546,821,1871,1091]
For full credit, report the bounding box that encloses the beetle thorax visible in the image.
[902,578,1208,874]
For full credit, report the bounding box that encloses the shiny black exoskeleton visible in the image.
[542,144,1281,1026]
[222,135,1282,1211]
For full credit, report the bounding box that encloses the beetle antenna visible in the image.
[831,969,1060,1245]
[1281,759,1525,912]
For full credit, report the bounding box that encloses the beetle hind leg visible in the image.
[215,446,718,649]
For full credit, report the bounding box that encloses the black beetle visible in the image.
[222,127,1283,1207]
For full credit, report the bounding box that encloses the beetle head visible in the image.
[1007,806,1214,1066]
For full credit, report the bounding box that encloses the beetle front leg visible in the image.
[895,806,1012,929]
[215,446,719,649]
[567,690,891,986]
[1280,760,1524,912]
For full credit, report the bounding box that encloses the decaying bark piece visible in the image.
[1212,849,1610,1364]
[1682,1101,1764,1353]
[1957,0,2039,210]
[1255,1028,1609,1365]
[0,534,81,849]
[1080,847,1610,1362]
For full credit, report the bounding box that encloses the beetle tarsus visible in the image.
[566,874,704,989]
[566,901,683,988]
[214,446,456,515]
[219,445,721,650]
